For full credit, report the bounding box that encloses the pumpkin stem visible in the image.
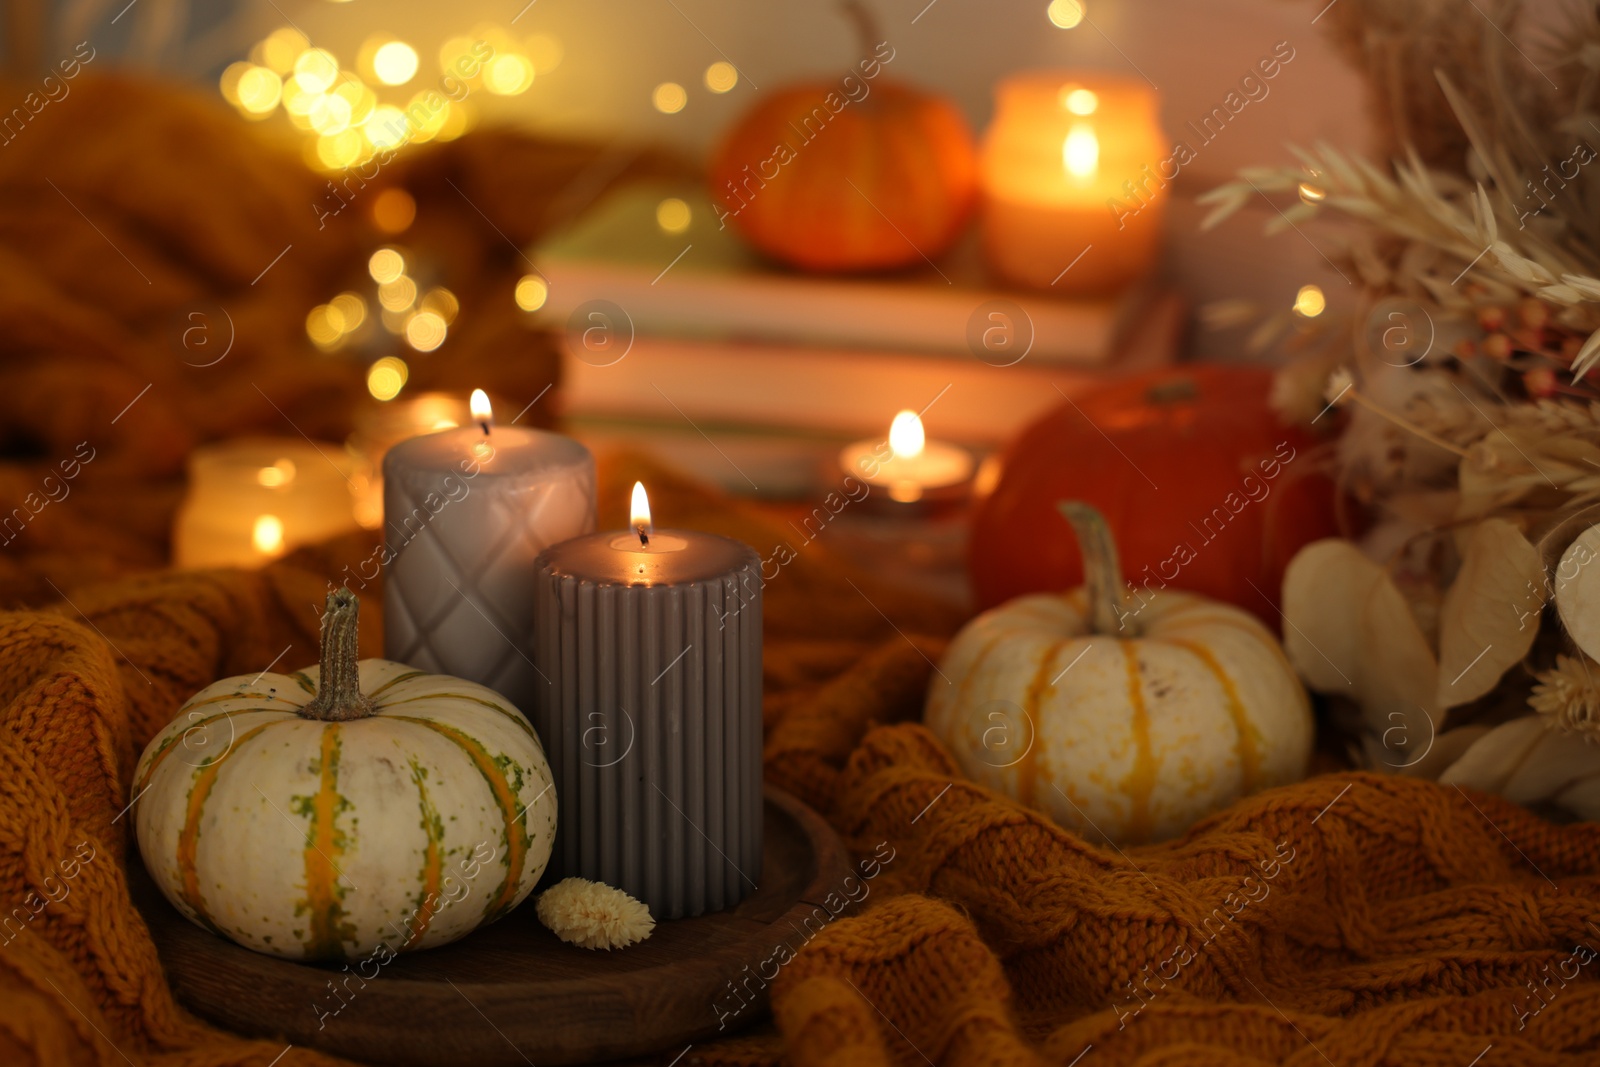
[1057,501,1136,637]
[839,0,882,71]
[300,588,377,722]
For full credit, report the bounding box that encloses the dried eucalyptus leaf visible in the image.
[1389,723,1491,780]
[1555,525,1600,662]
[1535,504,1600,569]
[1283,539,1370,692]
[1552,775,1600,821]
[1282,539,1438,738]
[1437,714,1600,820]
[1501,728,1600,808]
[1436,715,1548,794]
[1435,519,1544,709]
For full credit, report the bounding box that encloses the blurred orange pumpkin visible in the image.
[708,6,977,272]
[969,365,1343,624]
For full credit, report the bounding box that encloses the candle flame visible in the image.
[888,410,925,460]
[253,514,285,557]
[1064,123,1099,178]
[630,481,653,542]
[470,388,492,432]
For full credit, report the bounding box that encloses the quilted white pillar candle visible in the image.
[383,391,595,714]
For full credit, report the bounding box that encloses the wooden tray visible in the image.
[134,786,849,1065]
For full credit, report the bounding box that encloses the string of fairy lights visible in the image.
[219,24,559,171]
[216,13,748,402]
[303,246,461,401]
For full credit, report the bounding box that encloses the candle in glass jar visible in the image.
[533,482,762,920]
[347,391,475,530]
[839,410,975,504]
[980,73,1167,294]
[384,390,596,714]
[173,438,359,568]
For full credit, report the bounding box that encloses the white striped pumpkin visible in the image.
[926,502,1311,844]
[132,590,557,961]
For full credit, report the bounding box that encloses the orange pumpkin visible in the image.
[969,366,1343,624]
[708,7,977,272]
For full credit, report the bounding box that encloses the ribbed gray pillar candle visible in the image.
[533,525,762,920]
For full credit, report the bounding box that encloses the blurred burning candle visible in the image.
[346,390,475,528]
[980,73,1167,294]
[383,390,596,714]
[532,482,763,919]
[174,439,358,568]
[840,410,975,504]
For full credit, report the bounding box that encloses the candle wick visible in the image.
[636,526,649,547]
[479,420,491,436]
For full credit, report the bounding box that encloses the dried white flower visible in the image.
[1324,368,1355,407]
[536,878,655,950]
[1529,655,1600,740]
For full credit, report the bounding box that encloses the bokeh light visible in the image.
[439,37,482,79]
[258,28,307,74]
[405,311,448,352]
[309,92,354,135]
[1047,0,1085,28]
[332,78,376,126]
[372,188,416,233]
[293,48,339,93]
[330,292,367,332]
[485,53,534,95]
[373,40,419,85]
[281,79,317,128]
[366,356,410,400]
[704,62,738,93]
[652,82,687,114]
[315,130,364,169]
[656,198,692,234]
[365,105,410,150]
[404,92,450,142]
[239,67,284,118]
[436,103,471,141]
[379,276,418,312]
[369,248,406,284]
[1293,284,1327,318]
[306,304,344,349]
[420,287,459,324]
[515,275,549,312]
[219,62,250,106]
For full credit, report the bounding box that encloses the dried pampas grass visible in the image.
[1228,0,1600,819]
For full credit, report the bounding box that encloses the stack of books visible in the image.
[532,182,1184,478]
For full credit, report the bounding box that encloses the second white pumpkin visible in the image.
[926,502,1312,843]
